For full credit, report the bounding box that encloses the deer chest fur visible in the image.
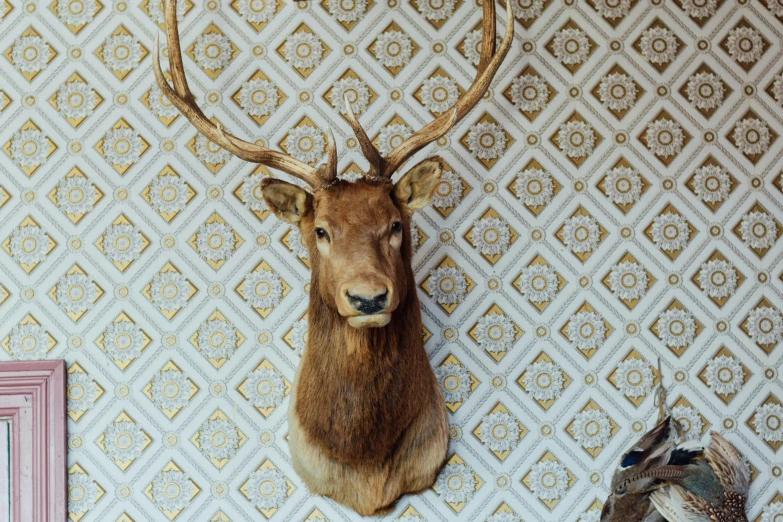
[294,317,433,466]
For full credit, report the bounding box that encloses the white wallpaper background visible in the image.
[1,0,783,519]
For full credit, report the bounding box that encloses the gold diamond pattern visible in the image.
[2,1,781,517]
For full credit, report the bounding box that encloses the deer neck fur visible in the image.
[294,249,433,466]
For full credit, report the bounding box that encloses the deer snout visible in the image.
[346,288,388,315]
[339,282,395,328]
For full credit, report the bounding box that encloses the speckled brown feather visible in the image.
[704,432,749,495]
[649,432,749,522]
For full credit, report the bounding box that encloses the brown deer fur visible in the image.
[262,161,449,515]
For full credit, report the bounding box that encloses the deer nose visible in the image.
[344,286,389,315]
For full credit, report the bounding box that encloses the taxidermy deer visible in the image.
[153,0,513,514]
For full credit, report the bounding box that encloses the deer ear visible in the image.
[261,178,313,224]
[393,156,444,211]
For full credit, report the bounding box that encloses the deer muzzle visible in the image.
[339,282,395,328]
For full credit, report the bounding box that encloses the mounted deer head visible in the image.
[154,0,514,515]
[153,0,513,330]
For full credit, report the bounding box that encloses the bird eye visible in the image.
[391,221,402,234]
[315,227,329,241]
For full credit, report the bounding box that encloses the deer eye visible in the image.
[315,228,330,241]
[391,221,402,234]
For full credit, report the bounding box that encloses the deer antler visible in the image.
[343,93,383,176]
[344,0,515,180]
[152,0,336,189]
[155,0,512,187]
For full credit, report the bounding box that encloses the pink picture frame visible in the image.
[0,360,66,521]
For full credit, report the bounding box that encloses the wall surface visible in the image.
[0,0,782,519]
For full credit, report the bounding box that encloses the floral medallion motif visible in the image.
[1,0,779,517]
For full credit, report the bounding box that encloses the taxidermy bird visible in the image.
[649,431,750,522]
[601,364,750,522]
[600,414,696,521]
[601,364,697,521]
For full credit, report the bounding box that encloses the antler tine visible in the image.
[154,0,325,188]
[477,0,496,74]
[320,127,338,183]
[380,0,514,179]
[160,0,189,100]
[343,93,383,174]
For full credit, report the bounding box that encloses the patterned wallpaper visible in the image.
[0,0,782,518]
